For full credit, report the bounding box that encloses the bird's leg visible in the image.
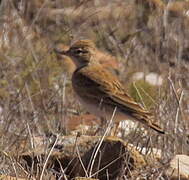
[93,117,107,135]
[95,117,119,136]
[110,122,120,136]
[100,116,107,127]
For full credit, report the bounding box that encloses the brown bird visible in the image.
[55,40,164,134]
[55,42,119,75]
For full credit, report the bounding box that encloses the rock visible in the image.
[117,120,137,136]
[132,72,163,86]
[146,72,163,86]
[132,72,145,81]
[19,135,147,180]
[67,114,100,133]
[166,154,189,180]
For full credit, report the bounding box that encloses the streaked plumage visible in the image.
[55,40,164,134]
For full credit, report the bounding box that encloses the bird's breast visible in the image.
[71,69,107,117]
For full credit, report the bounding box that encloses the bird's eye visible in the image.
[75,49,83,54]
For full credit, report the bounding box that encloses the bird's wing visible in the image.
[77,65,152,118]
[74,65,164,134]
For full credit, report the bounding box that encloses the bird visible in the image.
[54,39,164,134]
[55,42,119,75]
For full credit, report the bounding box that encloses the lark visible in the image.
[55,40,164,134]
[55,42,119,75]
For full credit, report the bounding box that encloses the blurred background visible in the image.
[0,0,189,179]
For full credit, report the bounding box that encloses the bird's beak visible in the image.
[54,47,70,56]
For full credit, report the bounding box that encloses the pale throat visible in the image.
[75,55,99,67]
[88,55,100,65]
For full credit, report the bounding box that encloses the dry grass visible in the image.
[0,0,189,179]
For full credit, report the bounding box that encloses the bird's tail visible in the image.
[133,113,165,134]
[149,122,165,134]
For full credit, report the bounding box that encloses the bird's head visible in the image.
[55,40,97,68]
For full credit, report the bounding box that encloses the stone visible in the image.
[166,154,189,180]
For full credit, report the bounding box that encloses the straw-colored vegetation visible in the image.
[0,0,189,179]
